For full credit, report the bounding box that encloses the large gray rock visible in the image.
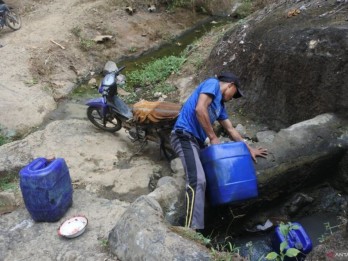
[203,0,348,130]
[255,113,348,199]
[108,195,211,261]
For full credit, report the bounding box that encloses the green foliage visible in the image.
[126,55,186,89]
[210,241,241,261]
[124,92,138,104]
[0,134,7,146]
[170,226,211,246]
[71,26,82,37]
[152,82,177,95]
[166,0,194,8]
[70,25,96,51]
[24,78,39,87]
[235,0,253,19]
[128,46,137,53]
[99,238,109,249]
[0,172,18,191]
[124,55,185,102]
[265,222,301,261]
[79,38,95,51]
[0,125,9,146]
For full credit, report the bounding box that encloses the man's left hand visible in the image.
[250,147,268,163]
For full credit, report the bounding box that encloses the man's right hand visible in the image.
[210,136,220,145]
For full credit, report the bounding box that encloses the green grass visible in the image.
[79,38,96,51]
[235,0,253,18]
[0,134,7,146]
[0,172,18,191]
[124,55,186,103]
[126,55,186,88]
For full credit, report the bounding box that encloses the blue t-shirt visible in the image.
[174,77,228,143]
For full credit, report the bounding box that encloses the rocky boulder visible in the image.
[203,0,348,130]
[108,195,211,261]
[256,113,348,198]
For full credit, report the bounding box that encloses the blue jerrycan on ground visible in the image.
[272,222,313,260]
[200,141,258,206]
[19,157,73,222]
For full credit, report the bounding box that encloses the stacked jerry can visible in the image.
[19,157,73,222]
[272,222,313,260]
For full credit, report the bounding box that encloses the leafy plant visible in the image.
[124,55,185,101]
[265,222,301,261]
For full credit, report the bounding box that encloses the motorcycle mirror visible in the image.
[103,61,118,75]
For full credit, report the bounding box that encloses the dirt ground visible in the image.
[0,0,208,135]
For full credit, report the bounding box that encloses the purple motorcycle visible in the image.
[85,63,178,160]
[0,3,21,31]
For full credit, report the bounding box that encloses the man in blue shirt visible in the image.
[170,72,268,230]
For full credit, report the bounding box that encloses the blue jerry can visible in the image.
[272,222,313,260]
[200,142,258,206]
[19,157,73,222]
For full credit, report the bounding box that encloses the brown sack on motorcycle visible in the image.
[132,100,181,124]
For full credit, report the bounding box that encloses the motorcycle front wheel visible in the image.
[87,106,122,132]
[5,11,21,30]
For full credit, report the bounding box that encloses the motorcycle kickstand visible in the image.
[159,136,174,162]
[129,140,147,160]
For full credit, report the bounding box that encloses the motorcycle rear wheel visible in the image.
[5,11,21,30]
[87,106,122,132]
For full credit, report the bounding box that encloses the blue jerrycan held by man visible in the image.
[19,157,73,222]
[200,142,258,206]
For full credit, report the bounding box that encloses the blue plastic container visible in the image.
[272,222,312,260]
[200,142,258,206]
[19,157,73,222]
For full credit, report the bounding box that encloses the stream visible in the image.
[203,183,346,260]
[233,212,341,260]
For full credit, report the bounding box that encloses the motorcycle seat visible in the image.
[132,100,181,124]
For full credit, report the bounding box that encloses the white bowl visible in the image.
[58,215,88,238]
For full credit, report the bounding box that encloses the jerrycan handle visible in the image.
[28,157,55,172]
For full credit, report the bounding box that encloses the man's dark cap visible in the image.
[217,72,243,98]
